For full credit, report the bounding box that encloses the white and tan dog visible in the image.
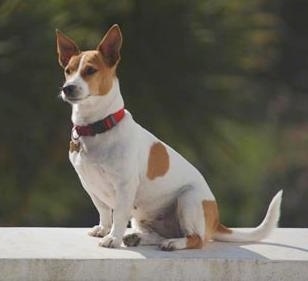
[56,25,282,251]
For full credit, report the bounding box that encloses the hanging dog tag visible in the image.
[69,140,80,153]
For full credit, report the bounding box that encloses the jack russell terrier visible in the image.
[56,24,282,251]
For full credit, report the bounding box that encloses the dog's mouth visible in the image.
[66,96,83,102]
[60,91,90,104]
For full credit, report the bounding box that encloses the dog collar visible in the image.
[72,108,125,139]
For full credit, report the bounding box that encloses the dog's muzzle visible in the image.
[61,84,85,103]
[62,84,77,98]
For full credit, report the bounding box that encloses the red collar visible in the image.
[72,108,125,139]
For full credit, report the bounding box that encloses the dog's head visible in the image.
[56,25,122,104]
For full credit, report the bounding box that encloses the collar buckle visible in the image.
[91,120,105,134]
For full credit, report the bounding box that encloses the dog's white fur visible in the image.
[56,25,282,250]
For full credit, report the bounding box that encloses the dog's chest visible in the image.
[69,147,116,208]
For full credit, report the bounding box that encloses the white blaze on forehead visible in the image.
[66,54,86,84]
[62,54,90,101]
[77,54,86,74]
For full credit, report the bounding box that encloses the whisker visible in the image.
[57,91,63,100]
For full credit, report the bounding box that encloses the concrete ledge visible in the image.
[0,228,307,281]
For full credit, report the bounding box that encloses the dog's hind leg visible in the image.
[159,187,207,251]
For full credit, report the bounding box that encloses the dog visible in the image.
[56,24,282,250]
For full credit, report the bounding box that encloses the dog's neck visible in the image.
[71,78,124,126]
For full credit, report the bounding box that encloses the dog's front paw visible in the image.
[98,234,122,248]
[88,225,110,237]
[123,233,141,247]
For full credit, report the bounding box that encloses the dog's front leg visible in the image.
[88,193,112,238]
[98,181,136,248]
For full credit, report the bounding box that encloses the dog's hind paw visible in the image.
[98,234,121,248]
[159,238,187,251]
[123,233,141,247]
[88,225,110,237]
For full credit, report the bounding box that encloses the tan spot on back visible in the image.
[147,142,170,180]
[186,234,203,249]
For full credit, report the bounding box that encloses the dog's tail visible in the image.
[213,190,283,242]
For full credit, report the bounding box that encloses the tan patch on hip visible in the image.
[146,142,170,180]
[186,234,203,249]
[202,201,232,240]
[217,223,232,234]
[202,200,220,240]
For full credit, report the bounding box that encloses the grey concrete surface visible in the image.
[0,228,307,281]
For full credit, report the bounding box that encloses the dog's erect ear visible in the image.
[96,24,122,67]
[56,29,80,68]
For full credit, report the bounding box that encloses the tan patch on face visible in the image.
[65,54,83,76]
[64,51,115,96]
[186,234,203,249]
[147,142,170,180]
[79,51,115,96]
[202,200,220,240]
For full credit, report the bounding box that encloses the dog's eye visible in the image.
[65,68,71,75]
[85,67,97,76]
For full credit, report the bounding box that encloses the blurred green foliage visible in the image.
[0,0,307,227]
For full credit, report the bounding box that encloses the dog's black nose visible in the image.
[62,85,77,97]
